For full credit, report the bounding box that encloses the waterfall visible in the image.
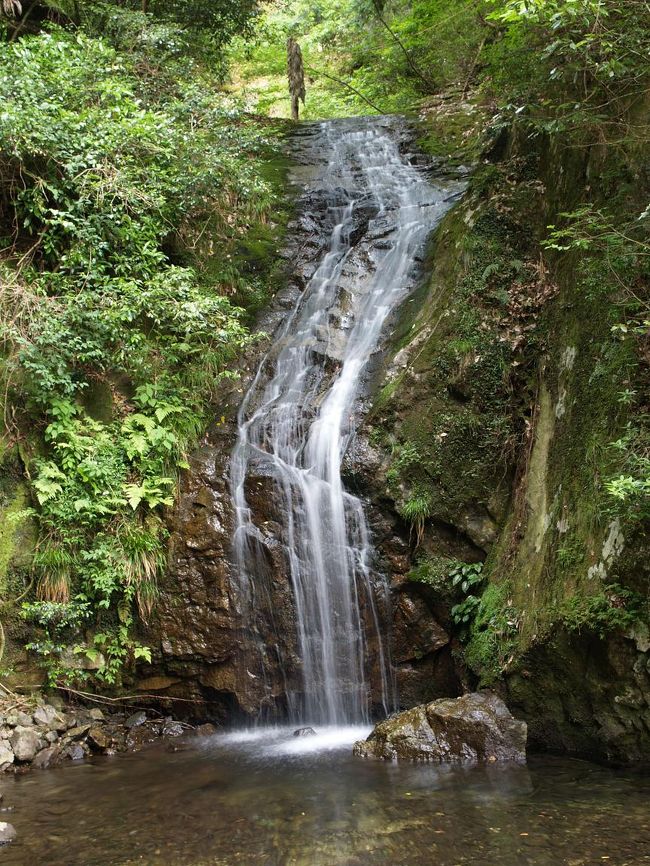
[231,117,460,727]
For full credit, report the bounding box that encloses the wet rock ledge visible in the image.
[354,692,527,763]
[0,697,215,774]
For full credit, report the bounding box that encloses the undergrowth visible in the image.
[0,13,287,686]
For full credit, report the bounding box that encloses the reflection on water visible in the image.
[1,726,648,866]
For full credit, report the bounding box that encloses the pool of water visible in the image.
[1,726,648,866]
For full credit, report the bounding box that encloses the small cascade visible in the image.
[231,117,461,726]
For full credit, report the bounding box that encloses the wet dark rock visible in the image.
[394,649,463,710]
[124,711,147,729]
[505,628,650,764]
[354,692,527,763]
[293,727,317,737]
[194,723,218,737]
[392,593,449,663]
[0,822,16,844]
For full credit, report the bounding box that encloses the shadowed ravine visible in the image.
[231,116,462,725]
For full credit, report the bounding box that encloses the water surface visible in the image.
[1,728,648,866]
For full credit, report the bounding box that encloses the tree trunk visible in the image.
[287,38,306,122]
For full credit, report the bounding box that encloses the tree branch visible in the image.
[370,0,436,92]
[305,65,385,114]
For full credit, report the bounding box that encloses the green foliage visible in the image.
[485,0,650,143]
[230,0,484,118]
[464,582,521,682]
[386,441,421,485]
[605,423,650,523]
[21,597,92,686]
[450,561,485,628]
[0,19,285,685]
[558,584,644,638]
[451,595,481,626]
[398,492,432,545]
[450,561,485,595]
[408,555,456,594]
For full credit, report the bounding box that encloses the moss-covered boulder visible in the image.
[353,691,527,762]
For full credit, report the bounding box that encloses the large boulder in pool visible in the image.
[353,692,527,763]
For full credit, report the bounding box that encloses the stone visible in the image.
[353,692,527,763]
[64,742,85,761]
[33,704,66,731]
[45,731,59,744]
[126,725,158,751]
[124,711,147,729]
[88,708,105,721]
[65,724,91,740]
[0,822,16,844]
[392,593,449,663]
[52,713,69,733]
[10,726,41,762]
[32,746,60,770]
[0,744,14,771]
[194,723,217,737]
[87,726,111,751]
[293,727,317,737]
[161,720,184,738]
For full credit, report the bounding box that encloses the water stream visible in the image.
[231,116,462,724]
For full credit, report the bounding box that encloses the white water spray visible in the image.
[231,117,461,726]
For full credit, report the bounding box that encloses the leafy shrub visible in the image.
[0,22,283,685]
[559,584,644,638]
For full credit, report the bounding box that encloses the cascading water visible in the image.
[231,116,462,727]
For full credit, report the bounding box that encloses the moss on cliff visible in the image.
[368,99,649,759]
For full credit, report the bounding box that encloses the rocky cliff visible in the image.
[356,109,650,764]
[136,109,649,763]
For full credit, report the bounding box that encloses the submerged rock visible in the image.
[0,822,16,844]
[293,727,317,737]
[353,692,526,763]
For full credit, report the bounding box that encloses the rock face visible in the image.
[141,118,458,723]
[353,692,527,762]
